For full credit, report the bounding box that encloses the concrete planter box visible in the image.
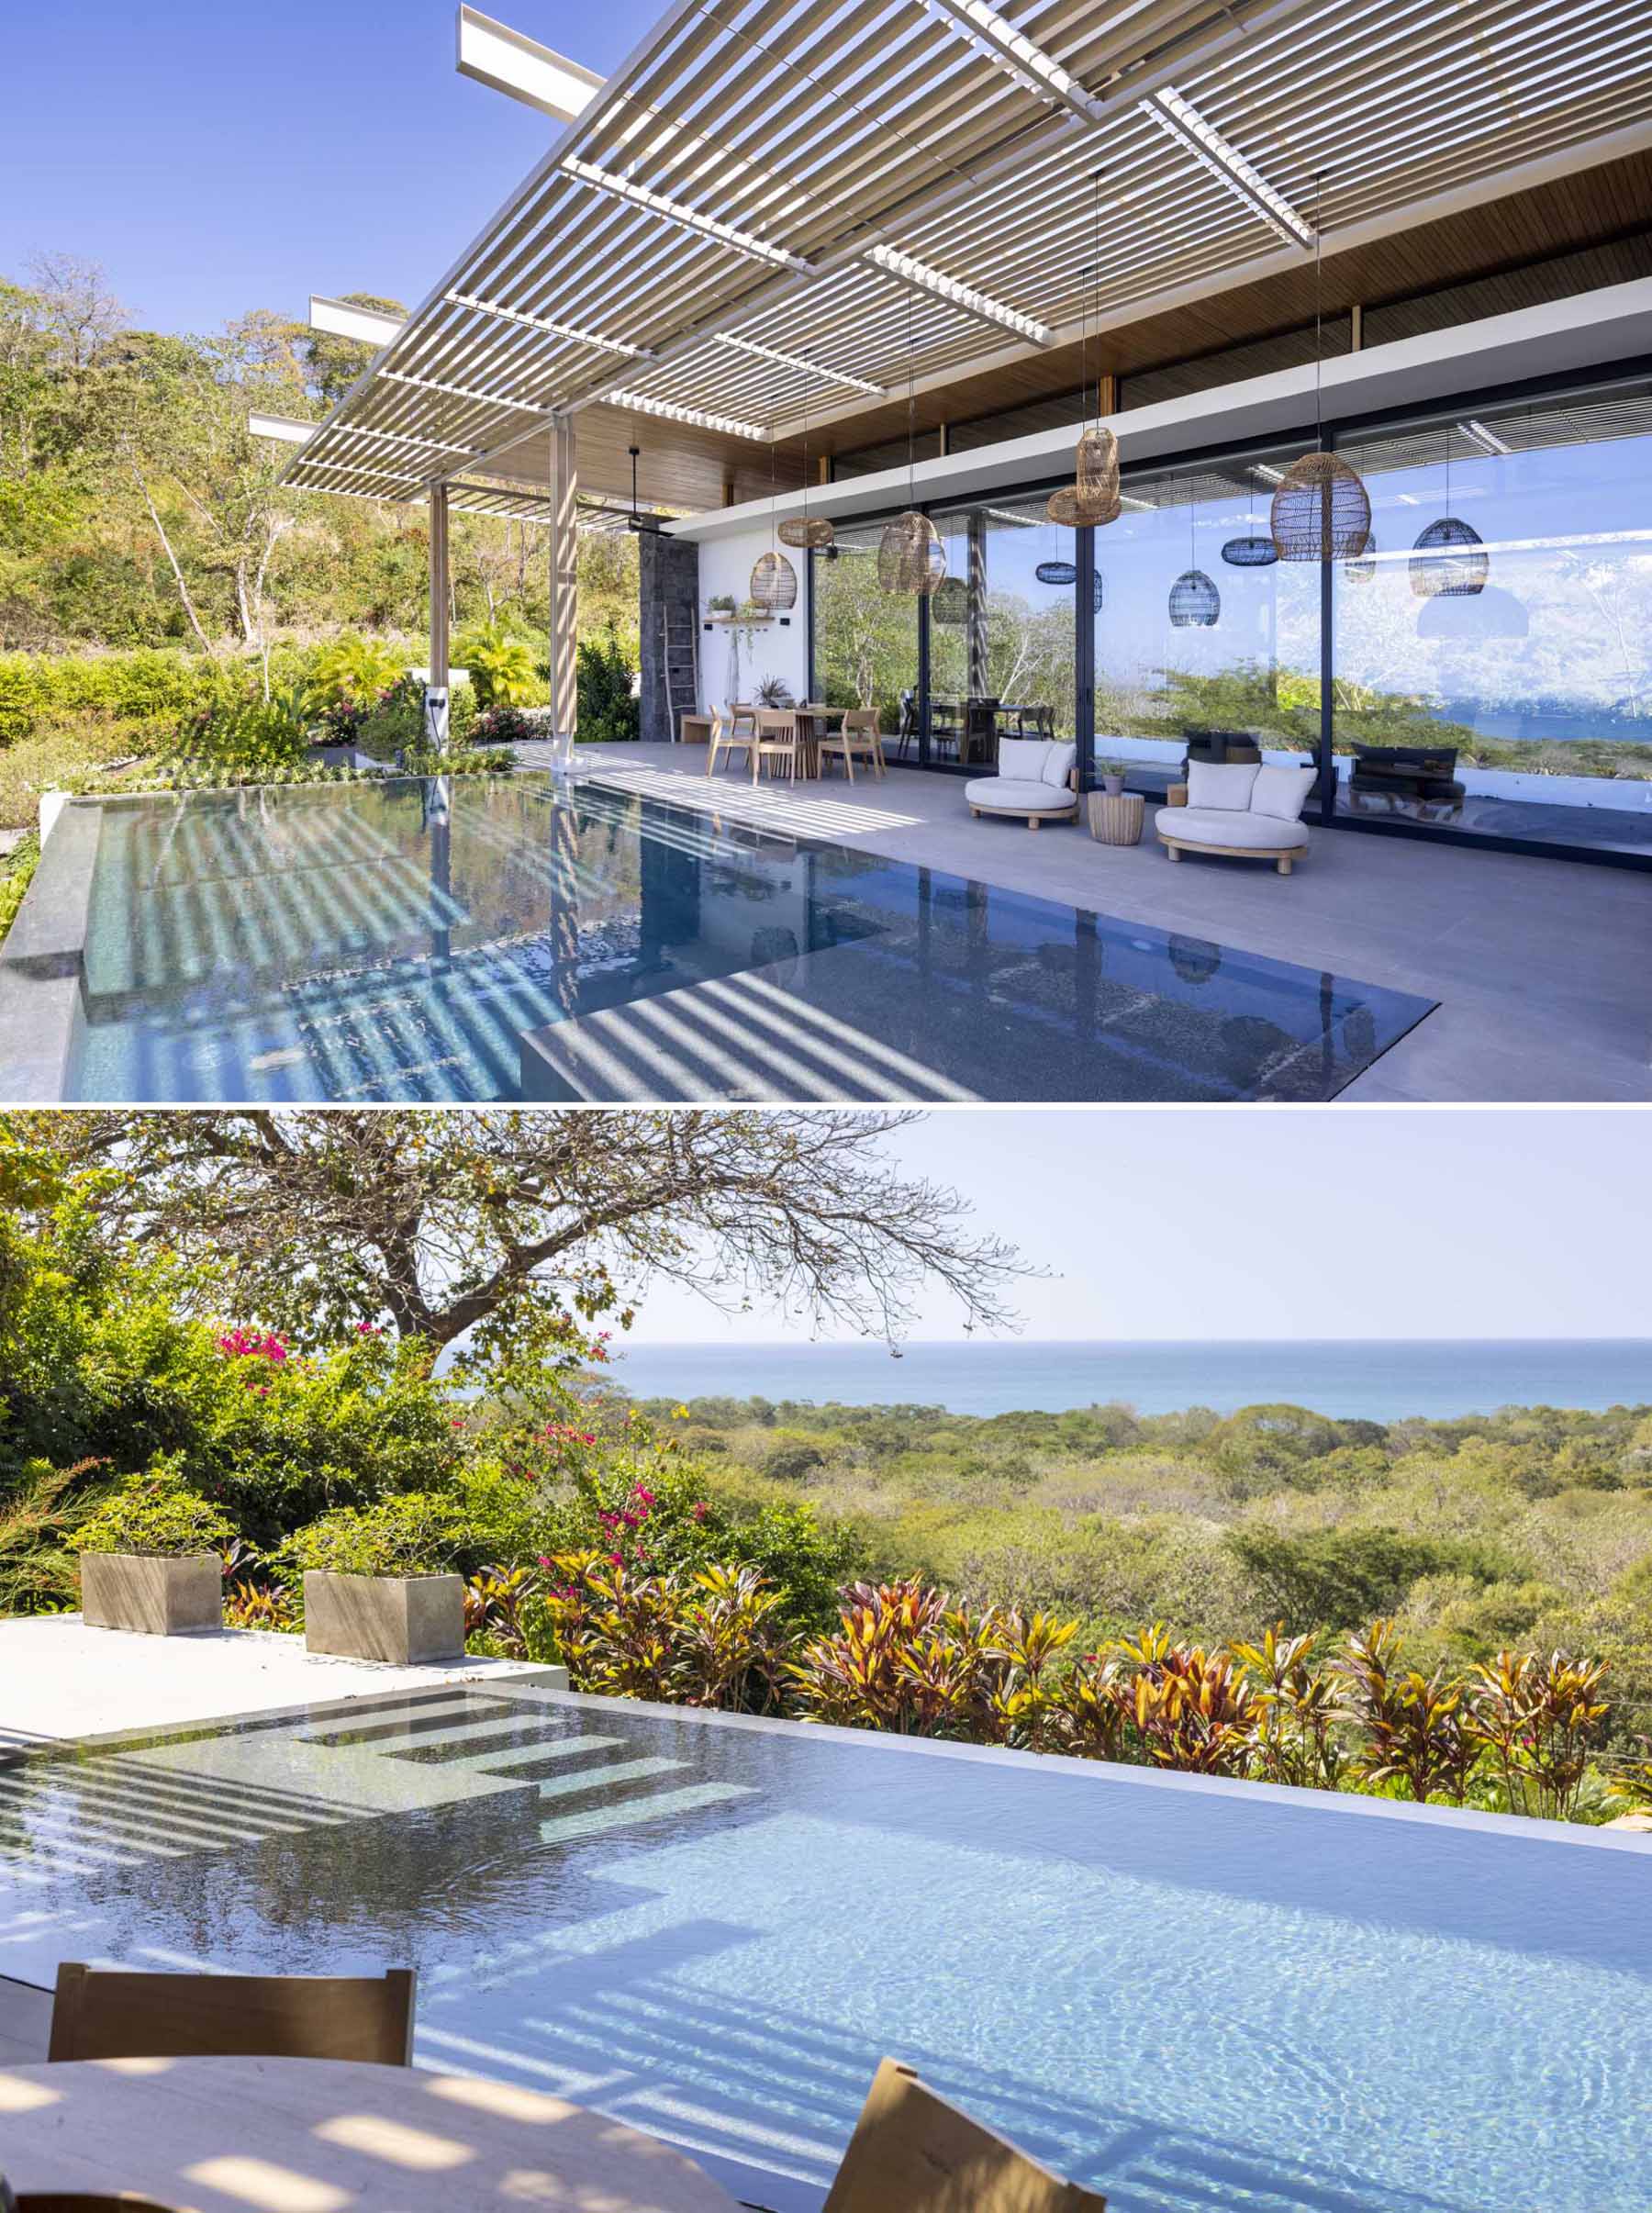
[80,1551,223,1636]
[303,1570,465,1665]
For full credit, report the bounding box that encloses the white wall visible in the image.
[698,525,809,710]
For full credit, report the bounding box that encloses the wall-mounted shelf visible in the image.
[704,612,775,627]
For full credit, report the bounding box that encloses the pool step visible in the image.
[533,1755,686,1802]
[464,1735,627,1774]
[538,1780,755,1845]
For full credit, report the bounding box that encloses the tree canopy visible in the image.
[11,1110,1029,1369]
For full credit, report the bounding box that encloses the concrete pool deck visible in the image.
[554,744,1652,1103]
[0,1616,562,1747]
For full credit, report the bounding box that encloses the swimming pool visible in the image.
[0,774,1433,1101]
[1,1685,1645,2211]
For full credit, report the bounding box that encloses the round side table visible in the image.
[1087,790,1144,845]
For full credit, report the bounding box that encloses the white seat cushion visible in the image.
[995,737,1054,782]
[1186,760,1260,811]
[1251,763,1316,822]
[1158,805,1309,850]
[968,777,1076,814]
[1042,741,1077,788]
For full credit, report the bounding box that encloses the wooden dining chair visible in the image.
[753,709,800,784]
[822,2061,1107,2213]
[820,709,887,783]
[706,705,759,778]
[48,1963,417,2066]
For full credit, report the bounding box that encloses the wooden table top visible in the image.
[0,2056,739,2213]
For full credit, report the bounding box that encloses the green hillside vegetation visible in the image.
[629,1392,1652,1716]
[0,257,640,826]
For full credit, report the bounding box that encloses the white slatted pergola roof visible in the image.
[280,0,1652,512]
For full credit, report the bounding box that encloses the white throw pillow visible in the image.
[1042,741,1077,789]
[1186,760,1259,812]
[1250,763,1317,822]
[997,738,1051,783]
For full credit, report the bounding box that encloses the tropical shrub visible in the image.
[0,833,39,951]
[77,1470,236,1557]
[1333,1619,1479,1804]
[455,622,541,709]
[272,1492,474,1582]
[474,704,537,746]
[1465,1649,1612,1821]
[176,685,312,769]
[358,673,478,759]
[576,631,639,743]
[305,635,407,712]
[529,1553,788,1711]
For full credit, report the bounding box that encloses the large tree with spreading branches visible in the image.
[7,1112,1027,1373]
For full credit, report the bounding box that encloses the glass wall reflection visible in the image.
[929,498,1077,768]
[1334,379,1652,855]
[1091,452,1323,799]
[812,520,920,757]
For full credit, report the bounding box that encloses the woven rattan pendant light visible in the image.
[1048,174,1120,529]
[751,379,798,610]
[879,292,943,596]
[1411,429,1488,598]
[1271,179,1371,564]
[1222,466,1280,567]
[1170,476,1219,627]
[778,371,834,552]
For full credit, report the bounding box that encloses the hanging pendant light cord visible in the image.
[1312,172,1324,451]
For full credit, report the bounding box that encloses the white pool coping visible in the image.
[0,1615,561,1746]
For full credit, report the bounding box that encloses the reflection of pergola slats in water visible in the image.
[0,1693,753,1895]
[93,792,600,1000]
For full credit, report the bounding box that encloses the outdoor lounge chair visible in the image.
[48,1963,416,2065]
[823,2060,1107,2213]
[965,736,1078,830]
[1155,759,1316,875]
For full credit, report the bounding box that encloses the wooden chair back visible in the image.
[48,1963,416,2067]
[841,710,881,744]
[728,703,758,736]
[822,2061,1106,2213]
[754,710,797,738]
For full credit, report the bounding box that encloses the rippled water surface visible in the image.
[2,1686,1646,2210]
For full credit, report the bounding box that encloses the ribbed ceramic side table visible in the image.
[1087,790,1144,844]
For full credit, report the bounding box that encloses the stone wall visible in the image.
[638,528,700,745]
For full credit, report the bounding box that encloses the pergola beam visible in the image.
[308,296,407,349]
[456,6,604,123]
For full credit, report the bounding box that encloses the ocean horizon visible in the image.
[601,1337,1652,1422]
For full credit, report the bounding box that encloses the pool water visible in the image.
[57,774,1432,1101]
[1,1686,1645,2211]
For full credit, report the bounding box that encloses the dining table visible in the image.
[0,2055,740,2213]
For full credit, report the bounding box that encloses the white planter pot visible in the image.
[80,1552,222,1636]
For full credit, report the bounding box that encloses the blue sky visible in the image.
[3,1,657,335]
[627,1109,1652,1344]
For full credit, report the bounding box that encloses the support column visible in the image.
[966,510,988,699]
[425,482,451,749]
[548,417,578,736]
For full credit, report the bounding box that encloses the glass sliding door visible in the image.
[928,497,1077,771]
[811,521,921,759]
[1333,379,1652,855]
[1090,449,1323,798]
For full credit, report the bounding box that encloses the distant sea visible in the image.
[604,1339,1652,1422]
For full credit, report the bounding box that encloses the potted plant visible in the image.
[706,594,736,619]
[1099,762,1130,797]
[274,1494,468,1665]
[754,676,795,710]
[76,1472,234,1636]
